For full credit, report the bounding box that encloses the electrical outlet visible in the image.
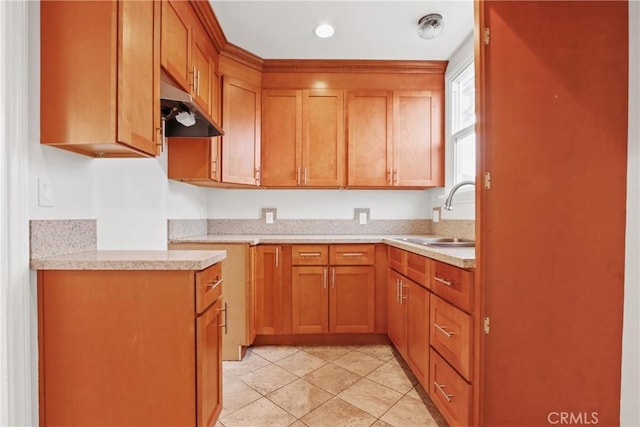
[354,208,370,225]
[359,212,367,225]
[433,207,441,223]
[262,208,277,224]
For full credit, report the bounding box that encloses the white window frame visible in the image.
[444,57,476,204]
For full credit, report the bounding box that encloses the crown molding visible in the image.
[262,59,448,74]
[191,0,227,52]
[220,43,265,71]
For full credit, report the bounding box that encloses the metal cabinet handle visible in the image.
[206,278,223,290]
[218,302,228,334]
[434,381,453,402]
[434,323,454,338]
[197,70,201,95]
[191,65,197,91]
[434,276,453,287]
[396,279,400,303]
[303,167,308,185]
[296,167,301,185]
[255,168,261,185]
[387,170,391,184]
[393,168,398,185]
[331,268,336,289]
[340,252,364,257]
[275,247,279,268]
[401,282,407,302]
[323,267,327,289]
[299,252,322,257]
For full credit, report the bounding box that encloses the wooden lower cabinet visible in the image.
[255,245,292,334]
[291,245,375,334]
[37,265,223,426]
[387,269,407,354]
[387,267,430,388]
[170,243,255,360]
[405,279,430,387]
[292,266,329,333]
[430,348,472,427]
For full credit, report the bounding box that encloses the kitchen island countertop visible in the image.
[30,249,226,271]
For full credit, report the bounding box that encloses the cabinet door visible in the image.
[387,269,406,354]
[330,266,375,333]
[196,298,223,427]
[191,23,214,116]
[346,91,393,187]
[393,90,442,187]
[292,266,329,334]
[222,76,261,186]
[261,90,302,187]
[161,0,191,92]
[167,137,219,183]
[117,0,160,156]
[255,246,286,335]
[405,280,429,388]
[303,90,345,187]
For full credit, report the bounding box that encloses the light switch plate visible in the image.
[38,177,55,207]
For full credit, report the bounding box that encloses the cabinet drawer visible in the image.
[195,262,223,314]
[429,348,472,427]
[431,261,473,313]
[388,246,406,273]
[292,245,329,265]
[430,295,473,381]
[330,244,375,265]
[406,252,431,289]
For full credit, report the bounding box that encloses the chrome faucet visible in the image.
[443,180,475,210]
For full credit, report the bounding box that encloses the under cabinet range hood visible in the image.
[160,77,224,138]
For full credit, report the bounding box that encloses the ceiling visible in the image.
[209,1,475,61]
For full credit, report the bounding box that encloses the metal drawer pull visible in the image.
[218,302,228,334]
[299,252,322,257]
[434,381,453,402]
[434,276,453,287]
[341,253,364,257]
[206,278,223,290]
[323,268,327,289]
[401,282,407,301]
[332,268,336,289]
[396,279,400,303]
[434,323,454,338]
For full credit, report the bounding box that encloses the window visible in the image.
[449,60,476,186]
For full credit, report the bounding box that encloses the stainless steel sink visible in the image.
[395,237,475,248]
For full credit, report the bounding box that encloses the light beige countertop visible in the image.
[30,250,226,271]
[170,234,475,269]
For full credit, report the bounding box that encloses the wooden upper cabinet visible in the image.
[161,0,219,119]
[222,76,262,186]
[41,0,160,157]
[167,137,221,184]
[347,89,443,188]
[261,89,345,188]
[347,91,393,187]
[261,90,302,187]
[161,0,191,92]
[393,91,442,187]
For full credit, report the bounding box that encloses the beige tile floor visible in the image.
[218,344,448,427]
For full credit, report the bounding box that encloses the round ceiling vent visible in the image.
[417,13,445,40]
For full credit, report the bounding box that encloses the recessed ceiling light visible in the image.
[314,24,335,39]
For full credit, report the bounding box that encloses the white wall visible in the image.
[207,189,431,220]
[28,4,209,250]
[621,3,640,426]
